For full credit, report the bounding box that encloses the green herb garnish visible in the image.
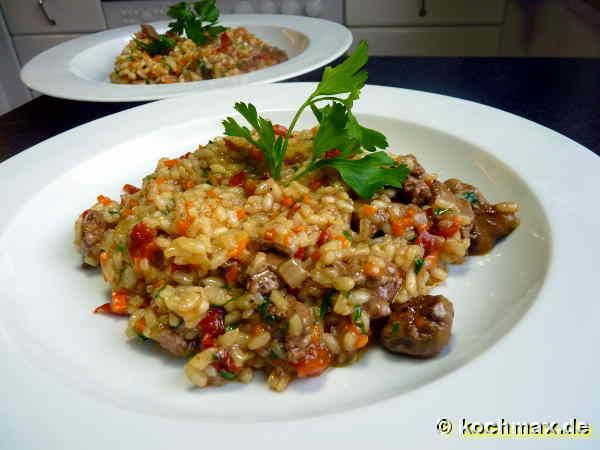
[222,41,409,197]
[268,349,281,360]
[135,35,175,55]
[116,244,126,253]
[219,369,236,380]
[414,257,424,274]
[462,191,479,204]
[319,290,333,319]
[342,230,352,241]
[258,298,278,324]
[391,321,400,336]
[224,323,239,332]
[153,284,168,299]
[434,207,451,216]
[353,305,366,333]
[137,333,150,341]
[167,0,226,46]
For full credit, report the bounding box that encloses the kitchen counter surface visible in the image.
[1,57,598,163]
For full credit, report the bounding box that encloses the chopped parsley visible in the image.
[153,284,168,299]
[268,349,281,360]
[342,230,352,241]
[462,191,479,204]
[219,370,236,380]
[434,207,451,216]
[224,323,239,332]
[167,0,226,46]
[135,35,175,56]
[319,290,333,319]
[137,333,150,341]
[353,305,366,333]
[115,243,126,253]
[391,321,400,336]
[258,298,278,324]
[414,257,424,274]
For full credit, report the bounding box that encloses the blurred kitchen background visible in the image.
[1,0,599,114]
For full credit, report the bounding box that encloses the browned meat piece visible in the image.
[140,23,160,40]
[396,176,433,206]
[443,179,519,254]
[469,204,519,255]
[81,210,107,250]
[399,154,426,177]
[381,295,454,357]
[156,330,198,357]
[247,270,280,295]
[433,181,475,239]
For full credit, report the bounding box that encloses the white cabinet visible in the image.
[13,33,79,65]
[0,0,106,34]
[346,0,506,26]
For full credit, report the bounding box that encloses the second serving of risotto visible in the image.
[76,42,519,392]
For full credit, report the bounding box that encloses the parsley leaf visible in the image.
[314,152,409,199]
[219,370,236,380]
[342,230,352,241]
[434,207,451,216]
[167,1,226,46]
[319,290,333,319]
[391,321,400,336]
[462,191,479,204]
[414,257,424,274]
[223,102,286,179]
[353,305,366,333]
[258,297,278,324]
[135,35,175,56]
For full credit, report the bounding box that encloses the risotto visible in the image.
[74,129,519,391]
[110,25,288,85]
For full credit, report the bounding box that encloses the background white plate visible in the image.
[20,15,351,102]
[1,84,598,449]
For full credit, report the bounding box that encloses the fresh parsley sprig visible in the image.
[135,35,175,56]
[167,0,226,46]
[221,41,409,198]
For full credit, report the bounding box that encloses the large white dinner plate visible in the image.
[1,84,598,449]
[20,15,351,102]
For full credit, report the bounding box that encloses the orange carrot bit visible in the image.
[183,180,195,190]
[263,229,275,241]
[111,291,129,315]
[310,250,321,261]
[99,251,108,265]
[362,205,376,218]
[334,235,350,248]
[93,303,112,314]
[122,183,140,194]
[364,261,381,277]
[206,189,218,198]
[302,195,311,204]
[97,195,113,206]
[281,195,294,208]
[390,217,405,237]
[224,264,239,284]
[155,177,166,185]
[133,317,146,334]
[228,236,249,258]
[355,334,369,349]
[236,209,247,220]
[292,224,307,233]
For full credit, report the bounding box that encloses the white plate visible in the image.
[1,84,598,449]
[20,15,351,102]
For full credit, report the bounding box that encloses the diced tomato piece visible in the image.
[325,149,341,159]
[294,247,306,259]
[93,303,112,314]
[294,344,332,378]
[317,228,331,246]
[435,219,461,238]
[281,195,294,207]
[416,231,443,255]
[202,333,215,348]
[212,351,240,374]
[219,32,231,50]
[129,222,156,258]
[229,171,247,187]
[111,291,128,314]
[243,179,257,196]
[199,308,225,336]
[97,195,113,206]
[123,183,140,194]
[308,179,323,191]
[224,264,239,284]
[273,124,288,137]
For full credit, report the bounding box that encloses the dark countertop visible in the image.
[1,57,599,163]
